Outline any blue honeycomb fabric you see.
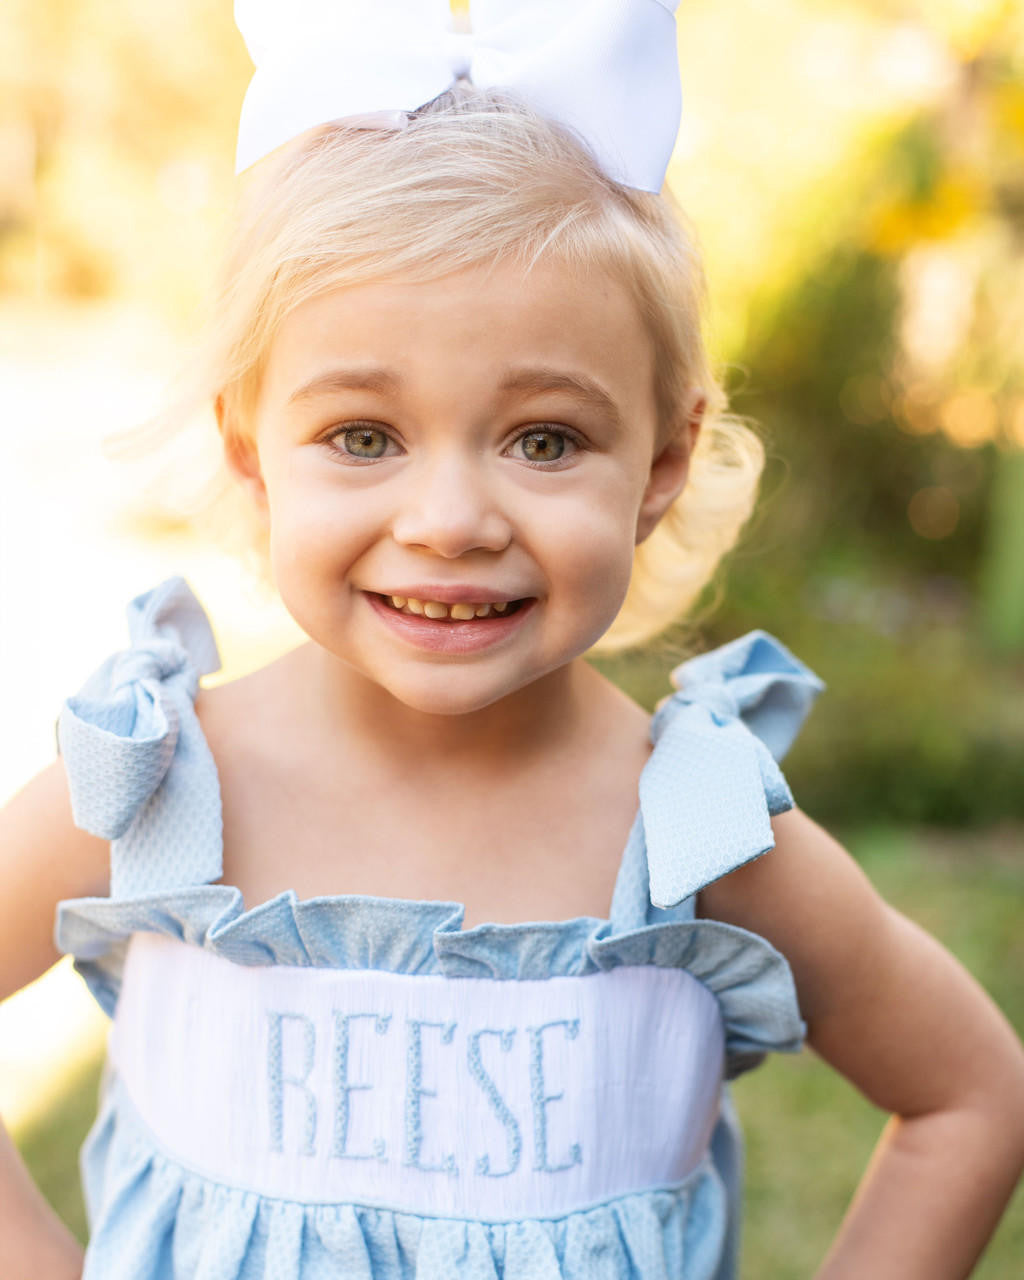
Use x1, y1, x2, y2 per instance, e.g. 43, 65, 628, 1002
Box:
56, 578, 823, 1280
58, 578, 223, 896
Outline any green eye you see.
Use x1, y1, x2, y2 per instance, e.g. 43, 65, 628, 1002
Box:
518, 430, 566, 462
342, 426, 389, 458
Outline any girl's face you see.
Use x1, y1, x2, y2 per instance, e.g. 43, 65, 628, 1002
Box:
229, 260, 694, 715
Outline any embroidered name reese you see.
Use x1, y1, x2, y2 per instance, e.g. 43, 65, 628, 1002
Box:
266, 1007, 582, 1176
112, 934, 726, 1218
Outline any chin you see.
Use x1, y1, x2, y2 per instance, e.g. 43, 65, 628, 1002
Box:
382, 680, 520, 718
373, 657, 555, 716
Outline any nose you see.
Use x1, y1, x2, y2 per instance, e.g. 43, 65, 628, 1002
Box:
390, 449, 513, 558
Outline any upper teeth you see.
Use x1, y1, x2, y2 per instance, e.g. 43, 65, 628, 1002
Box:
387, 596, 511, 619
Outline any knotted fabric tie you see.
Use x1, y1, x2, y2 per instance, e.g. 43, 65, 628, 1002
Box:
235, 0, 682, 192
58, 578, 223, 898
640, 631, 824, 909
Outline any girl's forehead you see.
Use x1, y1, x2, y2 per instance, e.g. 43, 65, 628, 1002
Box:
278, 260, 639, 336
261, 261, 656, 410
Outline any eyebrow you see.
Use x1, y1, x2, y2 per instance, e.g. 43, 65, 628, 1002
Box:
285, 363, 624, 431
499, 368, 623, 432
286, 366, 400, 406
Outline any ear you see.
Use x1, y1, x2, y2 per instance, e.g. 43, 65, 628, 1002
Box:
216, 394, 268, 517
636, 391, 705, 544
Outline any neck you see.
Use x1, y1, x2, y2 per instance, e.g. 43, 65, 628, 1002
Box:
298, 646, 605, 776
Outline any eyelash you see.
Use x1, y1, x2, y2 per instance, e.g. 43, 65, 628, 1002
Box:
322, 422, 586, 467
509, 426, 584, 466
323, 423, 400, 464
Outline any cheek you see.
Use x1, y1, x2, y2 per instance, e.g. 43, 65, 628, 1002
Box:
262, 469, 360, 591
265, 487, 319, 577
544, 489, 639, 618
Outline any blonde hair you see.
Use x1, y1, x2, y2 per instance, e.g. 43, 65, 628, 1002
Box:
178, 89, 763, 651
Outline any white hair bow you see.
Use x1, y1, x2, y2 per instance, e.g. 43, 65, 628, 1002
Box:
235, 0, 682, 192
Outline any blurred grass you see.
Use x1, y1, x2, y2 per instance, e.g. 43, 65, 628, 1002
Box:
16, 1051, 103, 1245
15, 825, 1023, 1272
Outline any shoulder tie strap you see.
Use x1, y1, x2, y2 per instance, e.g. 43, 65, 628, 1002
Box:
639, 631, 823, 909
58, 578, 224, 897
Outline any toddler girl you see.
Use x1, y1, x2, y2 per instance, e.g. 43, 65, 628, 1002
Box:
2, 2, 1023, 1278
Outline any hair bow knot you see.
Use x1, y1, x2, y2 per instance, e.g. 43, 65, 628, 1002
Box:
58, 579, 224, 896
641, 632, 824, 909
235, 0, 683, 192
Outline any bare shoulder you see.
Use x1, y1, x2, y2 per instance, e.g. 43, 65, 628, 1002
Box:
193, 652, 297, 821
194, 646, 316, 898
194, 645, 307, 767
699, 808, 1024, 1114
0, 649, 309, 1003
0, 756, 111, 999
697, 807, 889, 1024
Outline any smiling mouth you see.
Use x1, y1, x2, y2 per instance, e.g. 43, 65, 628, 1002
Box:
374, 593, 530, 621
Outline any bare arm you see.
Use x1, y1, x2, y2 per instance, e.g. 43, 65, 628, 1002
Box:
700, 807, 1024, 1279
0, 759, 111, 1278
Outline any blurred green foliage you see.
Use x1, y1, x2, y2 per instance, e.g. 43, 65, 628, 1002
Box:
597, 614, 1024, 828
600, 1, 1024, 827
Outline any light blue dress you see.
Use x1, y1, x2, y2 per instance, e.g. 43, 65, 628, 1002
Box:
56, 578, 823, 1280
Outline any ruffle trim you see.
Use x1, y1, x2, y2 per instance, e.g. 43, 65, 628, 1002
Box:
82, 1074, 730, 1280
58, 887, 803, 1077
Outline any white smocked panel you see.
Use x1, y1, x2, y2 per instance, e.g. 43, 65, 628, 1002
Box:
111, 934, 724, 1220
